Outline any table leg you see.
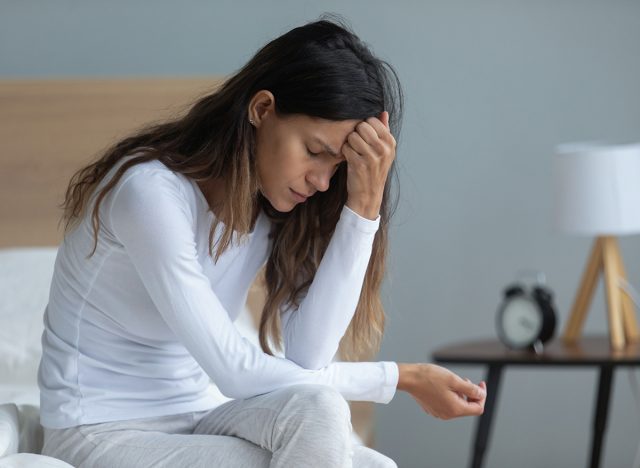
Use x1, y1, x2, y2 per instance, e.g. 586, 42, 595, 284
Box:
589, 365, 614, 468
470, 364, 503, 468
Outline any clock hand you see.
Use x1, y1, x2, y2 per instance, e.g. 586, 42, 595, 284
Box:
518, 317, 536, 330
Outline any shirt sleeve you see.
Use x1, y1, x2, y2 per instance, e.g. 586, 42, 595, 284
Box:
280, 205, 380, 370
106, 169, 399, 404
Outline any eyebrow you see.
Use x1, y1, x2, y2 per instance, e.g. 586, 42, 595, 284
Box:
312, 137, 343, 160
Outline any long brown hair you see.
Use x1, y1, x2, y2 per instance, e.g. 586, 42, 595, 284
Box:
60, 15, 403, 361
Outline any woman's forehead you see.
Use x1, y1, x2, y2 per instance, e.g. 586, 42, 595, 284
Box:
296, 115, 359, 148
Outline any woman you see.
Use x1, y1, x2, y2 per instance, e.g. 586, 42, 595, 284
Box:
38, 17, 486, 468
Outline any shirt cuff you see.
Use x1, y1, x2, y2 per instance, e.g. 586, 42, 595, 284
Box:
378, 361, 400, 404
341, 204, 381, 234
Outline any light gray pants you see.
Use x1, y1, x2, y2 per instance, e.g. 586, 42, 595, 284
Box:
41, 384, 397, 468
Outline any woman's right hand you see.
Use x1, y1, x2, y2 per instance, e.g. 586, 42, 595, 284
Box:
397, 363, 486, 420
341, 111, 396, 221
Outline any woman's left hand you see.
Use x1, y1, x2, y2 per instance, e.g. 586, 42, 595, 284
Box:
341, 111, 396, 220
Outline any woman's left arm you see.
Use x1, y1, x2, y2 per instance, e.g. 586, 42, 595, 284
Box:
281, 205, 380, 369
282, 112, 395, 370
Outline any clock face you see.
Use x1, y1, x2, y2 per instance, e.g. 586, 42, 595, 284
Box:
498, 297, 543, 348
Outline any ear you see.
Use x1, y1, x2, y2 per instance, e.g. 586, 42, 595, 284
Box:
248, 90, 276, 127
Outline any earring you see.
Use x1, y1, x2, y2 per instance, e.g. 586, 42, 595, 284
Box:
249, 118, 256, 126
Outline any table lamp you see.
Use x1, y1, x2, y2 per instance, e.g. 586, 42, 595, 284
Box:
554, 142, 640, 350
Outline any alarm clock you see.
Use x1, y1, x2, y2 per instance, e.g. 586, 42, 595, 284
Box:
496, 275, 557, 352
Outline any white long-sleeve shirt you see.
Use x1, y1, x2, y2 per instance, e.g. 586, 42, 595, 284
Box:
38, 156, 399, 429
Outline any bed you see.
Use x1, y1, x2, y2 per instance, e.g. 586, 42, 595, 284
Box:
0, 78, 375, 466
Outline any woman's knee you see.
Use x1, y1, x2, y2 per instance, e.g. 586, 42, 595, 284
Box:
282, 384, 351, 423
353, 445, 398, 468
272, 385, 352, 466
274, 384, 352, 442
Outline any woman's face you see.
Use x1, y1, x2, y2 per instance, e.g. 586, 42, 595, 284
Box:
251, 91, 359, 212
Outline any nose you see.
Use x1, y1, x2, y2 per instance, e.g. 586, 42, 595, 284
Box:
306, 165, 334, 193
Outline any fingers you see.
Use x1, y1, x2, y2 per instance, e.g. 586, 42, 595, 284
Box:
463, 399, 485, 417
416, 367, 487, 421
346, 129, 384, 159
365, 116, 394, 144
464, 380, 486, 415
379, 110, 389, 129
451, 378, 486, 417
341, 141, 362, 164
416, 384, 486, 420
455, 377, 486, 400
448, 392, 485, 419
344, 116, 395, 160
428, 398, 484, 420
357, 112, 394, 142
355, 121, 383, 149
428, 387, 486, 420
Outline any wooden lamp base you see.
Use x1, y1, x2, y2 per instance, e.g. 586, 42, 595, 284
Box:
563, 236, 639, 350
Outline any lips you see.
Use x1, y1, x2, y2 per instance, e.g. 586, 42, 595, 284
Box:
290, 188, 310, 201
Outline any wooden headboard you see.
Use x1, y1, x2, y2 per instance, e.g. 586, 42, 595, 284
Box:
0, 78, 222, 247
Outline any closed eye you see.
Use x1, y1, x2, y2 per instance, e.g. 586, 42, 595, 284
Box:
307, 148, 321, 157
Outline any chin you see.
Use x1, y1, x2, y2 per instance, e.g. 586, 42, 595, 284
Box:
263, 192, 296, 213
273, 201, 296, 213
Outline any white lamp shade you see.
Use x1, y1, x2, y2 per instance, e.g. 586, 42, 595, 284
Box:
554, 142, 640, 236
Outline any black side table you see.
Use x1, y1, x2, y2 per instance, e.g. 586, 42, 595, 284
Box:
432, 335, 640, 468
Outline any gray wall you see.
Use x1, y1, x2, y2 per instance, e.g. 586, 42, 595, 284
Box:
3, 1, 640, 466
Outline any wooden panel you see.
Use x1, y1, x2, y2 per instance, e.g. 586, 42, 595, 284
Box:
0, 78, 222, 247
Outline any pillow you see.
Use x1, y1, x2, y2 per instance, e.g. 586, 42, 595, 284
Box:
0, 404, 19, 458
0, 453, 74, 467
0, 248, 58, 386
0, 404, 43, 458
